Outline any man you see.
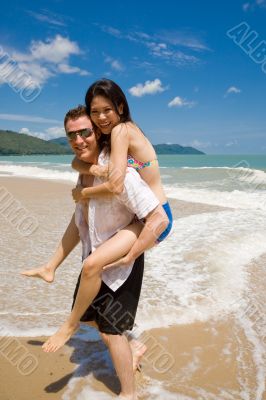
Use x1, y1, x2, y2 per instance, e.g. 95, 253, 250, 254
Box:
22, 106, 168, 400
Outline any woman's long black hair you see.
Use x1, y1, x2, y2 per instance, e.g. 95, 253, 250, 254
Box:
85, 79, 133, 151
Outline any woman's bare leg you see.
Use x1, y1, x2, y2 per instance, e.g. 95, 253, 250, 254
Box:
43, 222, 143, 353
21, 264, 55, 283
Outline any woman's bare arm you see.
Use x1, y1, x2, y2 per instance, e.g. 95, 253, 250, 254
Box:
72, 124, 129, 201
108, 124, 129, 194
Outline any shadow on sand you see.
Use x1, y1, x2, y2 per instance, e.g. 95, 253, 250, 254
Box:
27, 326, 120, 397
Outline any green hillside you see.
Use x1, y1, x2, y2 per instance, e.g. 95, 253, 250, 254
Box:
0, 130, 72, 155
0, 130, 205, 155
49, 136, 71, 149
153, 143, 204, 155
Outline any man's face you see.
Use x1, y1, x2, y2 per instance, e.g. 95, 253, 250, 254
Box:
65, 115, 99, 163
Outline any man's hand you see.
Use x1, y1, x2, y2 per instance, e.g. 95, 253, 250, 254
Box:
90, 164, 109, 178
103, 255, 133, 271
72, 185, 84, 202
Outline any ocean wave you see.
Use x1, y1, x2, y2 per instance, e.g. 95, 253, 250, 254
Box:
181, 166, 266, 185
138, 210, 266, 330
0, 163, 77, 183
165, 186, 266, 211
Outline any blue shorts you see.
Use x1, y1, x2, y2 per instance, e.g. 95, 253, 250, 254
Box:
157, 202, 173, 243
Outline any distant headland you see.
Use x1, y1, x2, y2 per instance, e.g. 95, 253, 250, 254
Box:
0, 130, 205, 155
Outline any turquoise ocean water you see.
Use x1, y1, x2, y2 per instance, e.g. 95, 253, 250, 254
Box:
0, 153, 266, 169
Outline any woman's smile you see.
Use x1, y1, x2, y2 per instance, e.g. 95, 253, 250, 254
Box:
90, 95, 122, 134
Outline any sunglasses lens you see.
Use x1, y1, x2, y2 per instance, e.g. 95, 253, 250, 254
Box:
67, 128, 93, 140
80, 128, 93, 138
67, 132, 76, 140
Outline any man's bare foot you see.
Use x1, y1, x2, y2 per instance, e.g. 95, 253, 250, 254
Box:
42, 321, 79, 353
21, 265, 55, 283
130, 340, 147, 373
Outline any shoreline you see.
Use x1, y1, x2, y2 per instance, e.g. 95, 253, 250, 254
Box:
0, 174, 231, 217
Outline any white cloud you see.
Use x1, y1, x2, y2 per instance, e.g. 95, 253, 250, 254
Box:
27, 10, 67, 27
135, 31, 152, 40
12, 35, 81, 64
129, 79, 167, 97
168, 96, 196, 108
99, 26, 206, 67
0, 53, 47, 91
145, 41, 199, 66
45, 126, 65, 137
20, 127, 30, 134
225, 86, 242, 97
20, 125, 65, 140
57, 63, 89, 75
147, 42, 168, 55
226, 139, 238, 147
242, 0, 266, 10
189, 139, 211, 149
156, 30, 210, 52
243, 2, 250, 10
104, 55, 124, 71
0, 35, 89, 90
0, 113, 61, 124
99, 25, 122, 38
17, 62, 54, 86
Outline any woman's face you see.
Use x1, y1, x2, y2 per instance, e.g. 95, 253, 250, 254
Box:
90, 95, 123, 134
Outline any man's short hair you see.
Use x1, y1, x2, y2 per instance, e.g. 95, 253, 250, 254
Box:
64, 105, 88, 129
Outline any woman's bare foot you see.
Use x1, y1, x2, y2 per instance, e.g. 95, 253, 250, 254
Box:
129, 339, 147, 373
21, 265, 55, 283
42, 321, 79, 353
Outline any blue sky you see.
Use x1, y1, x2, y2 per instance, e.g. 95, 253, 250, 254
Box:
0, 0, 266, 154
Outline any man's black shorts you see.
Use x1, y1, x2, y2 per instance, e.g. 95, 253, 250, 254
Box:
72, 254, 144, 335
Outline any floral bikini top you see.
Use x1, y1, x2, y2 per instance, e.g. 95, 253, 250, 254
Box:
127, 154, 158, 171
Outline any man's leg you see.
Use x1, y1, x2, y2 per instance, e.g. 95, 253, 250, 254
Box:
128, 338, 147, 372
73, 255, 144, 398
100, 332, 136, 400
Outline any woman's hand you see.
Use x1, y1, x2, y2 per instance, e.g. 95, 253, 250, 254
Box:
103, 255, 133, 271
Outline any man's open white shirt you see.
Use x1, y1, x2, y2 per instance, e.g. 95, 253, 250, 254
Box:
75, 150, 159, 291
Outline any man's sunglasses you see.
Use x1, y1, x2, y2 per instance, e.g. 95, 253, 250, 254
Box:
66, 128, 94, 141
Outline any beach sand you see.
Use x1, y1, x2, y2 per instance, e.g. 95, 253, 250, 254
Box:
0, 177, 265, 399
